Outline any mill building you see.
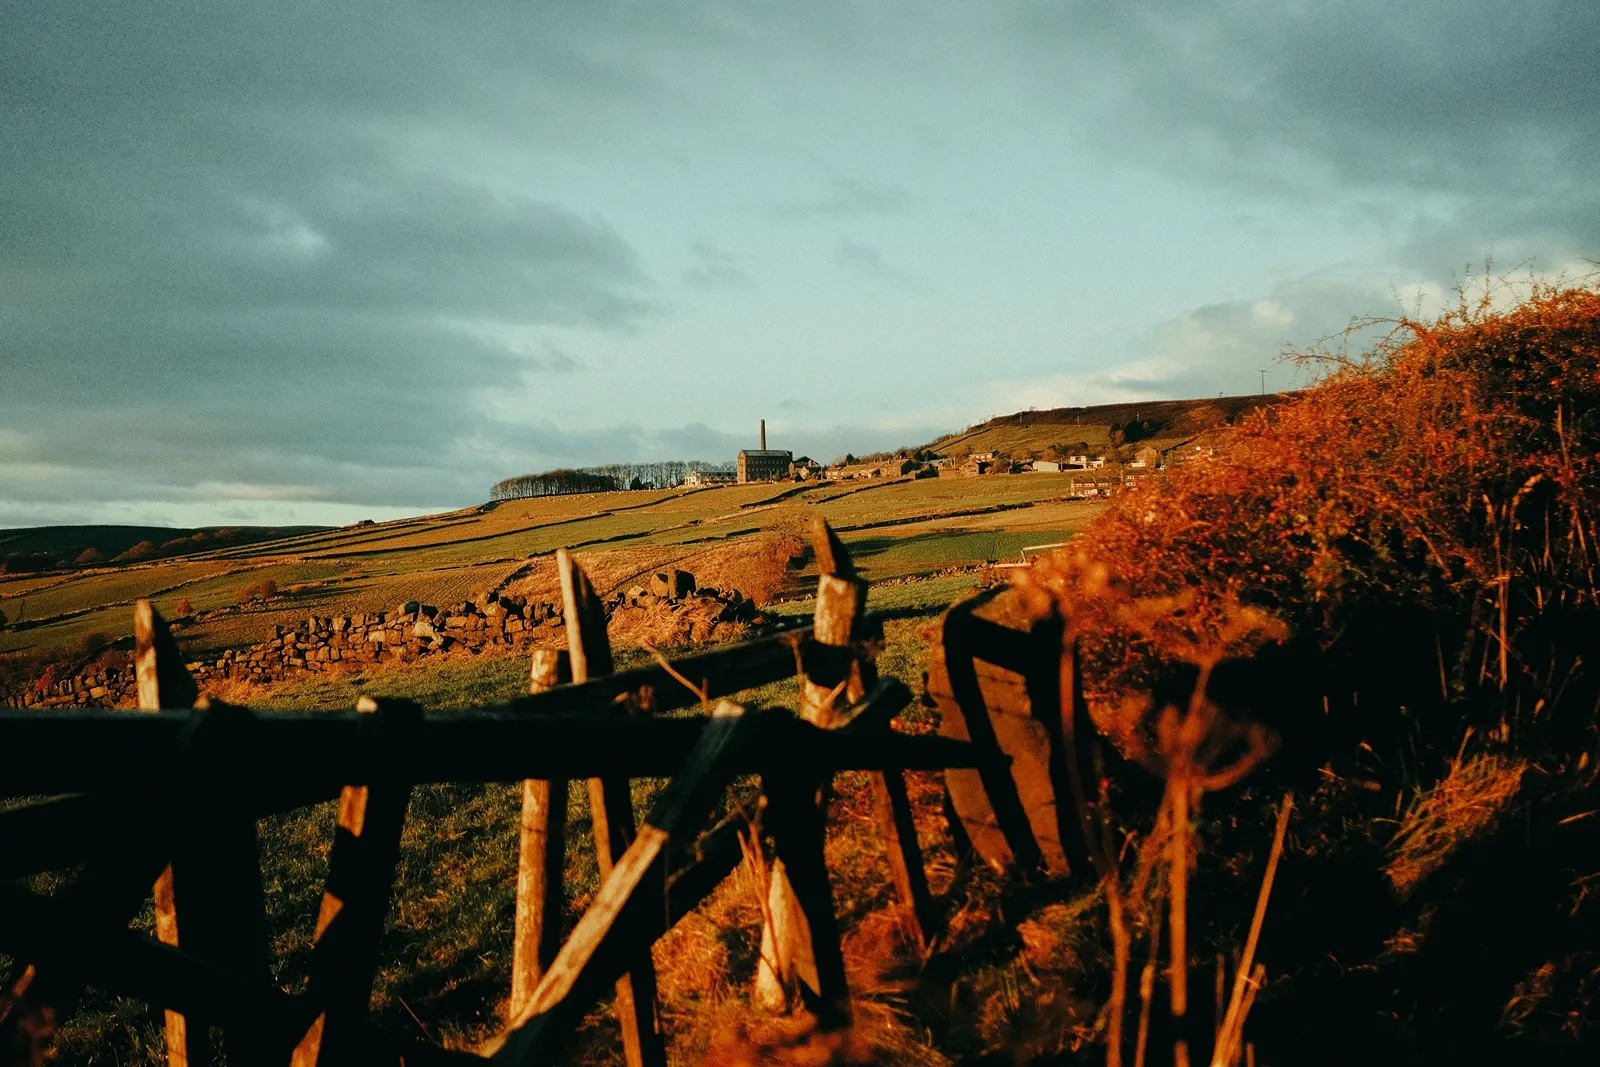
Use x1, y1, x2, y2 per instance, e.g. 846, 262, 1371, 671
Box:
736, 420, 793, 483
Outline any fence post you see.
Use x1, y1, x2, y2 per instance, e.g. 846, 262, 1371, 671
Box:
135, 599, 207, 1067
291, 695, 418, 1066
494, 703, 754, 1067
757, 518, 935, 1013
511, 649, 572, 1019
557, 549, 666, 1067
761, 766, 851, 1029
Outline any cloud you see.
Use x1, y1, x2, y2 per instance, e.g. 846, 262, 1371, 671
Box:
772, 178, 913, 219
1002, 1, 1600, 264
682, 242, 756, 290
833, 238, 910, 281
0, 3, 667, 526
0, 1, 1594, 526
980, 274, 1419, 412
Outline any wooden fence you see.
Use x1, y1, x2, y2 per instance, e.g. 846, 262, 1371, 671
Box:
0, 521, 996, 1066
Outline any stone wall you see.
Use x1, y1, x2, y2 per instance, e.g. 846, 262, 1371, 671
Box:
15, 575, 760, 709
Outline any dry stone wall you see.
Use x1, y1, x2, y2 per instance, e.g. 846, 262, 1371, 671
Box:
17, 575, 761, 709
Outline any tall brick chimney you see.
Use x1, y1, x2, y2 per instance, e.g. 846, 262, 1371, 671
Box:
760, 419, 766, 450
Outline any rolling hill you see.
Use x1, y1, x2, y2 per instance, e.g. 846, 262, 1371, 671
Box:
922, 393, 1284, 459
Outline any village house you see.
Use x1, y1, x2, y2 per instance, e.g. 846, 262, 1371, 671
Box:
789, 456, 824, 479
736, 419, 793, 483
941, 457, 993, 477
683, 469, 736, 487
1128, 445, 1162, 470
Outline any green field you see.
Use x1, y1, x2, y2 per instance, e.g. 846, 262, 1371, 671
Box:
30, 603, 947, 1065
0, 473, 1106, 661
0, 393, 1282, 662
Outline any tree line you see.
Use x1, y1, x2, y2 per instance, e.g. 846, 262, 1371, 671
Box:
490, 460, 733, 500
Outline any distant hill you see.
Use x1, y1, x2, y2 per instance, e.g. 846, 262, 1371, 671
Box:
923, 393, 1286, 459
0, 524, 328, 573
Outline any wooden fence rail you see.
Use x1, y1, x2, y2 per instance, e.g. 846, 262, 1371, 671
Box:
0, 520, 999, 1067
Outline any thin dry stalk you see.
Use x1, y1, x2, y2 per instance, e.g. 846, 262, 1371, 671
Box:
1063, 638, 1132, 1067
732, 799, 789, 1007
1134, 900, 1164, 1067
1213, 954, 1225, 1044
1167, 780, 1191, 1067
642, 641, 710, 707
1099, 769, 1130, 1067
1211, 794, 1294, 1067
1229, 966, 1266, 1067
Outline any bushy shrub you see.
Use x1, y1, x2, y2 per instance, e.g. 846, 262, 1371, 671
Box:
1029, 281, 1600, 715
1010, 279, 1600, 1058
234, 578, 280, 605
113, 540, 156, 562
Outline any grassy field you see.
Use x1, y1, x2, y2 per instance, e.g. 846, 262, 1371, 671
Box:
0, 475, 1104, 662
22, 599, 955, 1065
12, 299, 1599, 1066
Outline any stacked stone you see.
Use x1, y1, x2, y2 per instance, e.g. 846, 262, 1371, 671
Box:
14, 577, 775, 710
20, 665, 139, 709
605, 569, 764, 645
198, 595, 564, 684
17, 593, 567, 709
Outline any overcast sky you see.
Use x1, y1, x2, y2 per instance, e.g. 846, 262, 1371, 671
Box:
4, 2, 1597, 527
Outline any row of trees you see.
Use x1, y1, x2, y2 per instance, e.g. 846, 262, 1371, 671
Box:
490, 460, 733, 500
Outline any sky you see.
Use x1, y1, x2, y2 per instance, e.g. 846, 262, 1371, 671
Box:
3, 1, 1597, 528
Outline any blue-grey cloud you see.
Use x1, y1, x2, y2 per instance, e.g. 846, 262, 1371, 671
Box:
1, 0, 1595, 526
833, 239, 910, 281
772, 178, 913, 219
1002, 0, 1600, 264
682, 242, 756, 291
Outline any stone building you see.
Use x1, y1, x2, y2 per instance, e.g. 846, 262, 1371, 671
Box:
1130, 445, 1162, 470
790, 455, 824, 479
684, 469, 736, 487
737, 419, 793, 483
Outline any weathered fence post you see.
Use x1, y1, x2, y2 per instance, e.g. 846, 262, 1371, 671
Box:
557, 549, 666, 1067
761, 765, 852, 1028
757, 519, 935, 1014
291, 695, 418, 1066
511, 649, 572, 1019
135, 599, 207, 1067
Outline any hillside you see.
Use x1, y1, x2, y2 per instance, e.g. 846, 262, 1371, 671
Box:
0, 392, 1283, 666
925, 392, 1284, 459
10, 280, 1600, 1066
0, 523, 327, 571
0, 476, 1103, 665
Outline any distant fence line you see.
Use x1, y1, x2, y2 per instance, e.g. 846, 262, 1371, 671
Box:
491, 461, 734, 501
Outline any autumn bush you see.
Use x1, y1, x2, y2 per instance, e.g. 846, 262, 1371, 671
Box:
1007, 279, 1600, 1061
112, 539, 157, 562
0, 633, 128, 706
234, 578, 280, 605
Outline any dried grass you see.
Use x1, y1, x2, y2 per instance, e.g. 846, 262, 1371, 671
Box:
199, 672, 281, 706
1385, 750, 1526, 896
